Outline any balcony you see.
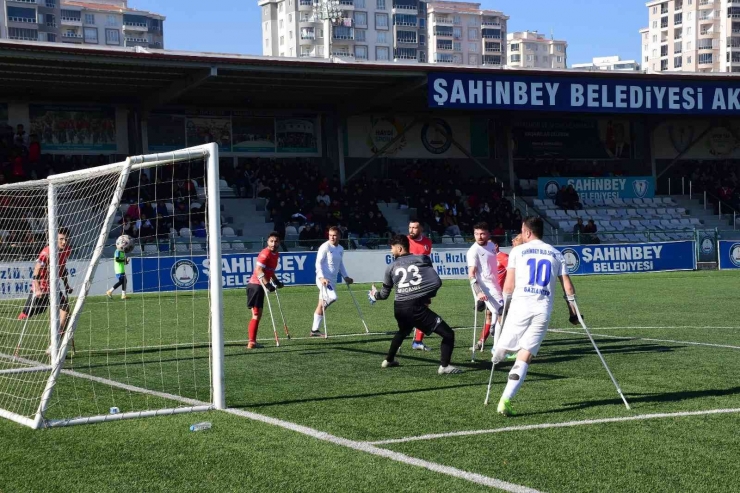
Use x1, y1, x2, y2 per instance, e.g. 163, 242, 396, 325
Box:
433, 27, 453, 37
392, 2, 417, 14
298, 0, 313, 9
332, 27, 354, 41
396, 34, 417, 45
61, 16, 82, 25
8, 16, 37, 24
61, 32, 82, 43
44, 0, 55, 7
45, 21, 56, 27
8, 0, 38, 4
484, 42, 501, 53
436, 41, 453, 51
123, 22, 148, 32
433, 15, 453, 25
482, 55, 502, 66
481, 18, 500, 26
338, 0, 354, 8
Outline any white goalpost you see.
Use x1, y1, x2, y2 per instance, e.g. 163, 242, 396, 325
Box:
0, 143, 224, 429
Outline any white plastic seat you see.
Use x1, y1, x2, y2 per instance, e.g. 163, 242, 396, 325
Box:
622, 198, 634, 205
690, 218, 701, 225
179, 228, 192, 239
191, 243, 205, 253
533, 199, 545, 207
221, 242, 233, 251
633, 198, 644, 205
222, 226, 236, 238
627, 209, 638, 216
231, 242, 245, 251
453, 235, 466, 244
442, 235, 454, 244
175, 243, 189, 253
144, 244, 158, 254
131, 245, 143, 255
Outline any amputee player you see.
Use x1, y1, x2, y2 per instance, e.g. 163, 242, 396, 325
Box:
407, 219, 433, 351
493, 217, 577, 417
467, 222, 504, 351
474, 234, 522, 350
312, 226, 354, 336
18, 228, 74, 350
369, 235, 462, 375
245, 231, 284, 349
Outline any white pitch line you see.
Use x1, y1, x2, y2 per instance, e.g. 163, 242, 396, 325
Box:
223, 407, 541, 493
19, 351, 540, 492
555, 326, 740, 331
369, 408, 740, 446
550, 329, 740, 350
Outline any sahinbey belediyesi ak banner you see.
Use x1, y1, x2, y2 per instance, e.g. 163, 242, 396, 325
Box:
132, 252, 318, 293
539, 176, 655, 201
556, 241, 696, 275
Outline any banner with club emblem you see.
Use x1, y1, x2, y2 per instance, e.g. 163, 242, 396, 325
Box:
718, 241, 740, 270
556, 240, 696, 276
538, 176, 655, 201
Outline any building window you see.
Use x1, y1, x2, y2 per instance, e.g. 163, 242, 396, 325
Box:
280, 19, 284, 28
653, 49, 657, 57
355, 0, 365, 7
105, 28, 120, 45
279, 3, 283, 12
526, 54, 534, 61
289, 30, 293, 39
687, 41, 692, 50
653, 20, 658, 28
377, 31, 387, 43
661, 45, 668, 56
687, 55, 692, 64
468, 28, 477, 40
653, 34, 657, 42
469, 54, 478, 65
376, 0, 385, 9
652, 6, 657, 13
84, 27, 98, 43
355, 28, 366, 41
453, 15, 461, 25
453, 27, 461, 39
106, 14, 116, 26
510, 54, 521, 63
355, 11, 367, 26
698, 53, 713, 64
674, 13, 682, 25
355, 45, 368, 59
263, 6, 269, 16
375, 13, 388, 29
453, 41, 461, 51
280, 35, 284, 45
468, 42, 477, 53
376, 46, 390, 60
674, 56, 683, 68
84, 13, 95, 25
288, 13, 292, 22
556, 44, 564, 52
661, 59, 668, 70
557, 56, 563, 63
265, 38, 269, 47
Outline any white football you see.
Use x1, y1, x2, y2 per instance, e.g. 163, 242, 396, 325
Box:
116, 235, 134, 253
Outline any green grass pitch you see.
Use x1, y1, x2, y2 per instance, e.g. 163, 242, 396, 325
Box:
2, 271, 740, 492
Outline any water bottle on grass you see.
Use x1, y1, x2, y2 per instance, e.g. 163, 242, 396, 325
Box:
190, 422, 212, 432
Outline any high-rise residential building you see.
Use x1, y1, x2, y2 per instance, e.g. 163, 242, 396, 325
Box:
572, 56, 640, 71
0, 0, 164, 48
425, 2, 507, 66
506, 31, 567, 69
641, 0, 740, 73
259, 0, 508, 65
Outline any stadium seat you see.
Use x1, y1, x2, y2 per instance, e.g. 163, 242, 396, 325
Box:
191, 243, 205, 253
633, 198, 644, 205
533, 199, 545, 207
190, 202, 202, 210
453, 235, 465, 244
222, 227, 236, 238
604, 198, 616, 206
221, 242, 233, 251
544, 199, 555, 208
690, 218, 702, 226
131, 245, 142, 255
662, 197, 674, 204
442, 235, 454, 244
285, 226, 298, 236
144, 244, 158, 255
231, 242, 246, 251
175, 244, 189, 253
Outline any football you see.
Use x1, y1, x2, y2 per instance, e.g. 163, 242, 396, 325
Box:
115, 234, 134, 253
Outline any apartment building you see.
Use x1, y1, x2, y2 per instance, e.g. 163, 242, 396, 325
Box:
259, 0, 508, 66
572, 55, 640, 71
0, 0, 164, 48
506, 30, 567, 69
641, 0, 740, 73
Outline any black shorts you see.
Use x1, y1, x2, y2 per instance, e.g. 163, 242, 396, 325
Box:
246, 283, 265, 309
393, 300, 443, 337
23, 292, 70, 318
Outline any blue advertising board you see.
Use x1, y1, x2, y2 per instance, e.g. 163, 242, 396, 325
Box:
718, 240, 740, 270
556, 241, 695, 276
132, 252, 318, 293
538, 176, 655, 201
428, 73, 740, 115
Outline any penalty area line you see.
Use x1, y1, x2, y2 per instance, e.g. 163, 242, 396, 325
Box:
549, 329, 740, 350
369, 408, 740, 446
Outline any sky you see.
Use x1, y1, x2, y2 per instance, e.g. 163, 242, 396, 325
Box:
129, 0, 646, 65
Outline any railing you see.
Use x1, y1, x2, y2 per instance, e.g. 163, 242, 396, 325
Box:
46, 22, 57, 27
62, 32, 82, 38
126, 37, 148, 43
392, 3, 417, 9
481, 20, 500, 26
299, 0, 313, 5
8, 17, 37, 23
9, 0, 37, 3
434, 17, 453, 24
45, 0, 56, 6
123, 22, 148, 28
61, 16, 81, 22
9, 34, 39, 40
300, 34, 316, 40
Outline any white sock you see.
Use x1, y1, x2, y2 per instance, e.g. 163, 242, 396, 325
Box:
502, 361, 529, 400
312, 313, 323, 331
121, 291, 126, 295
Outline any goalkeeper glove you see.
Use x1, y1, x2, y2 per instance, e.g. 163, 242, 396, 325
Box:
368, 284, 378, 305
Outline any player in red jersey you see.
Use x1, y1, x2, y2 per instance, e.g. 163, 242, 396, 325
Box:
474, 234, 521, 349
245, 231, 284, 349
407, 219, 433, 351
18, 228, 75, 349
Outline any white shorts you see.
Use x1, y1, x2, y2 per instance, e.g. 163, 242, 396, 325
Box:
497, 306, 550, 356
478, 281, 503, 313
316, 279, 338, 306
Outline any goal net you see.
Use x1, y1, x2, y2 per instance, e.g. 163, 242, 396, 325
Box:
0, 144, 224, 429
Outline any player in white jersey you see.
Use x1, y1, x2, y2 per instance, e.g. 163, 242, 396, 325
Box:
312, 226, 354, 336
467, 222, 504, 349
493, 216, 577, 417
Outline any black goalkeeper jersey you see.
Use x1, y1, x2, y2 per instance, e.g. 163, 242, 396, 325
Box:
377, 254, 442, 303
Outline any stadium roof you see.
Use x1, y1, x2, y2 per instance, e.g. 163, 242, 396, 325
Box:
0, 40, 737, 116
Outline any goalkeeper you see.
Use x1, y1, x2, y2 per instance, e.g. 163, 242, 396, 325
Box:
369, 235, 462, 375
106, 245, 129, 300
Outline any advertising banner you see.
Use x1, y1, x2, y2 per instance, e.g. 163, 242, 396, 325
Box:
29, 105, 117, 151
232, 116, 276, 153
512, 118, 632, 159
556, 241, 696, 276
0, 259, 117, 299
718, 240, 740, 270
345, 115, 476, 159
275, 118, 318, 153
132, 252, 317, 293
186, 115, 232, 153
538, 176, 655, 201
429, 73, 740, 115
653, 120, 740, 160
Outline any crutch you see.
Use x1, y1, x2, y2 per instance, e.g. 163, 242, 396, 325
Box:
571, 298, 631, 410
346, 283, 370, 334
471, 284, 478, 362
271, 281, 291, 340
260, 283, 280, 347
13, 295, 35, 359
320, 285, 329, 339
484, 296, 511, 406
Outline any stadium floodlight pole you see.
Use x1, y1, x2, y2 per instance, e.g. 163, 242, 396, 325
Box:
571, 300, 631, 410
271, 281, 291, 340
313, 0, 342, 60
346, 283, 370, 334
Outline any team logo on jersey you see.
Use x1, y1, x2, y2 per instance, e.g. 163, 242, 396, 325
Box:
544, 181, 560, 199
560, 248, 580, 274
729, 243, 740, 268
420, 119, 453, 155
632, 180, 649, 198
700, 237, 714, 255
171, 259, 199, 289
